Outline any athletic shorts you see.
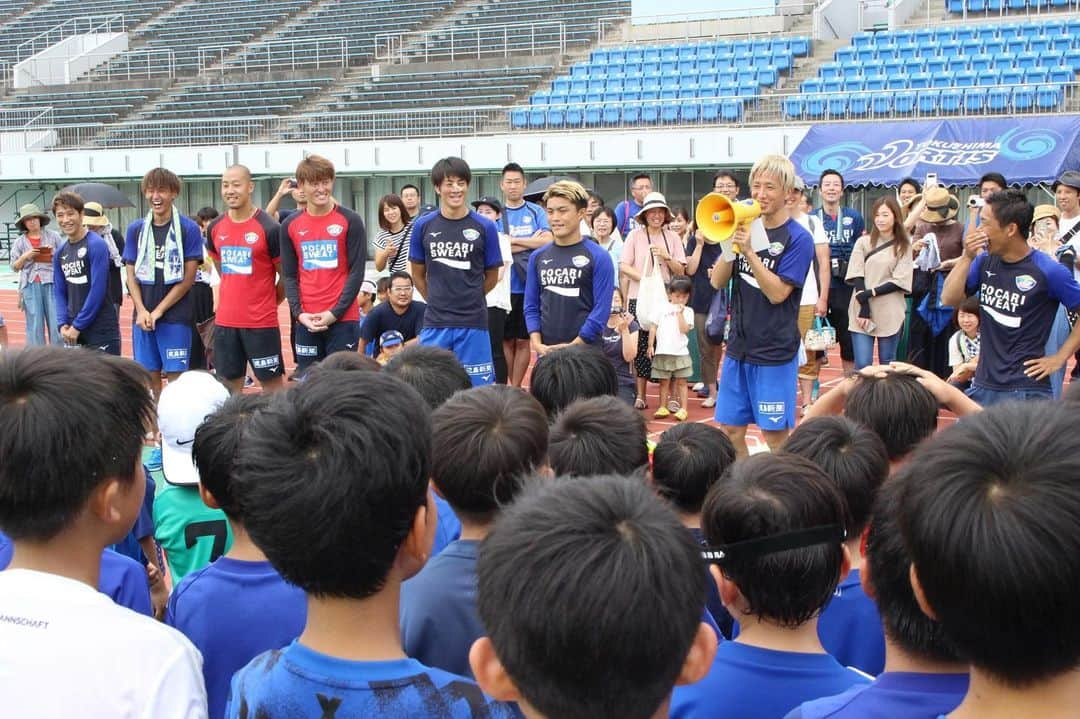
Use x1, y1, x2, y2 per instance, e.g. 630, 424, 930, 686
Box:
714, 354, 799, 431
294, 320, 361, 373
133, 322, 191, 373
419, 326, 495, 386
214, 326, 284, 381
504, 293, 530, 341
76, 332, 121, 356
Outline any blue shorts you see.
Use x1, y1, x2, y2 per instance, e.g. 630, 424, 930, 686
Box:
715, 354, 798, 431
133, 322, 191, 373
419, 327, 495, 386
294, 321, 361, 372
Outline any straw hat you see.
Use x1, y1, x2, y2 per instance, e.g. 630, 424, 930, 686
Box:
634, 192, 672, 224
82, 201, 111, 227
1032, 204, 1061, 225
14, 203, 50, 232
920, 186, 959, 223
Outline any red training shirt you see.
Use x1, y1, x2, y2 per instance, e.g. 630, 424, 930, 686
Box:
206, 209, 282, 329
280, 205, 367, 323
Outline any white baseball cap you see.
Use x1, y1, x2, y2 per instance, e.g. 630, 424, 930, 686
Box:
158, 371, 229, 486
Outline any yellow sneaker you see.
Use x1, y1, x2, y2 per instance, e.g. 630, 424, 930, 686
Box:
674, 408, 688, 421
654, 407, 671, 419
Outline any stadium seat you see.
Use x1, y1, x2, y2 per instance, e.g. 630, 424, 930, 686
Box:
856, 47, 877, 64
571, 65, 589, 79
991, 56, 1015, 72
909, 72, 932, 89
644, 47, 661, 64
782, 95, 804, 119
976, 70, 1001, 87
622, 105, 641, 123
886, 76, 908, 90
844, 78, 866, 92
837, 47, 857, 63
1048, 66, 1074, 84
660, 88, 677, 101
511, 108, 528, 129
658, 102, 678, 123
587, 80, 605, 94
1005, 39, 1027, 55
805, 94, 826, 118
529, 108, 546, 128
584, 105, 602, 126
894, 91, 917, 114
758, 67, 778, 86
883, 58, 905, 76
1050, 36, 1073, 54
918, 89, 940, 114
964, 87, 987, 112
693, 59, 714, 74
983, 39, 1005, 56
849, 93, 871, 117
624, 78, 643, 92
955, 70, 978, 87
939, 40, 962, 59
870, 92, 892, 115
1037, 84, 1063, 109
681, 103, 701, 122
790, 37, 810, 56
864, 74, 887, 92
851, 31, 875, 48
602, 105, 621, 125
1029, 37, 1051, 55
823, 78, 844, 94
896, 42, 918, 60
820, 63, 843, 81
802, 78, 824, 93
609, 49, 626, 65
1016, 51, 1040, 70
721, 99, 743, 122
625, 49, 644, 64
1024, 67, 1050, 84
827, 93, 848, 116
641, 103, 660, 124
677, 88, 698, 101
969, 54, 993, 73
641, 90, 659, 102
931, 73, 953, 89
987, 86, 1011, 111
940, 89, 963, 113
1000, 68, 1024, 85
946, 57, 970, 75
737, 80, 759, 97
701, 100, 721, 122
955, 26, 976, 43
547, 108, 565, 128
771, 50, 792, 70
564, 105, 583, 127
1064, 50, 1080, 73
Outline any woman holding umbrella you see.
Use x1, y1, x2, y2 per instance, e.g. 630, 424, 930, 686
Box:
10, 203, 62, 345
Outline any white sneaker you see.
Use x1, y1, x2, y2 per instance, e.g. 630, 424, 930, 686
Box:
702, 396, 716, 408
691, 382, 705, 392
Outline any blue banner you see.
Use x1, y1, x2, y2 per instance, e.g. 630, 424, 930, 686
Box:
789, 116, 1080, 187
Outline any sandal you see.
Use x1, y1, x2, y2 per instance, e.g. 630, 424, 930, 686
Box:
634, 396, 647, 410
667, 399, 681, 413
674, 409, 688, 421
654, 407, 671, 419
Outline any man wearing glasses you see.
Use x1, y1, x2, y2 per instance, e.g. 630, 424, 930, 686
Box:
713, 171, 741, 199
358, 270, 427, 356
615, 173, 653, 236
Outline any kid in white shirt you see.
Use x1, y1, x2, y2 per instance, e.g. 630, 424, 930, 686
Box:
649, 276, 695, 422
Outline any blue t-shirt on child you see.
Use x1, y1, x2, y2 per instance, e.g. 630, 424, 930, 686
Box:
400, 539, 482, 678
785, 671, 968, 719
166, 556, 307, 719
0, 531, 151, 616
818, 569, 886, 676
409, 210, 503, 330
670, 641, 871, 719
965, 250, 1080, 391
226, 641, 517, 718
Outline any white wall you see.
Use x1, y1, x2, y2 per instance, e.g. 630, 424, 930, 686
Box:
0, 126, 811, 182
14, 32, 127, 89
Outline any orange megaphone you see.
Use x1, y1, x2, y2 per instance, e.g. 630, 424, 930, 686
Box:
695, 193, 761, 244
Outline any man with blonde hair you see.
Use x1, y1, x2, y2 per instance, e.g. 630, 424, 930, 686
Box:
709, 155, 814, 455
524, 180, 615, 355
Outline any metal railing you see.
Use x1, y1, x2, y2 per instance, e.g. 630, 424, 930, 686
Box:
0, 106, 57, 152
76, 47, 176, 81
15, 14, 125, 63
949, 0, 1080, 19
199, 36, 348, 75
17, 79, 1077, 150
375, 20, 567, 63
598, 2, 813, 44
902, 3, 1080, 26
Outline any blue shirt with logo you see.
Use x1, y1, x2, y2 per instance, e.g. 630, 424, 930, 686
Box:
815, 207, 865, 268
785, 672, 968, 719
965, 250, 1080, 391
726, 220, 814, 365
615, 199, 644, 236
502, 201, 550, 294
524, 239, 615, 345
226, 642, 516, 718
686, 234, 727, 314
409, 210, 503, 330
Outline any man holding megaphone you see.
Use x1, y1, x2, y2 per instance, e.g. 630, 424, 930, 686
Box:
706, 155, 814, 456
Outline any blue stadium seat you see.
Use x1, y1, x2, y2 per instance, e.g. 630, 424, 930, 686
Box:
771, 50, 793, 70
606, 78, 624, 93
964, 87, 987, 112
609, 49, 626, 65
565, 105, 583, 127
641, 90, 659, 102
969, 54, 993, 73
939, 40, 962, 59
1029, 37, 1051, 55
511, 108, 528, 129
1037, 84, 1063, 109
1005, 39, 1027, 55
914, 28, 935, 45
883, 58, 905, 77
931, 73, 953, 89
852, 31, 875, 48
642, 102, 660, 124
584, 105, 602, 126
1011, 85, 1035, 111
886, 76, 908, 90
608, 68, 627, 80
718, 81, 739, 96
975, 26, 998, 40
1043, 19, 1066, 35
918, 90, 940, 114
856, 47, 877, 64
955, 70, 978, 87
940, 89, 963, 113
925, 57, 948, 75
753, 38, 773, 54
1063, 50, 1080, 73
944, 56, 969, 75
681, 103, 701, 122
987, 86, 1011, 111
844, 78, 866, 92
552, 78, 571, 94
701, 99, 721, 122
802, 78, 824, 93
896, 42, 918, 60
820, 63, 843, 81
660, 88, 677, 101
827, 93, 848, 116
791, 37, 810, 56
1024, 67, 1050, 84
643, 47, 661, 64
622, 105, 641, 123
782, 95, 804, 119
693, 59, 714, 74
983, 39, 1005, 56
737, 80, 759, 97
1007, 0, 1025, 8
621, 91, 641, 104
1067, 18, 1080, 36
772, 38, 791, 55
1050, 36, 1073, 54
602, 105, 621, 125
842, 63, 862, 80
1049, 66, 1075, 83
822, 78, 844, 93
836, 47, 857, 63
977, 70, 1001, 87
721, 99, 743, 122
586, 91, 603, 105
570, 79, 587, 94
625, 49, 644, 64
864, 74, 887, 91
677, 88, 698, 101
955, 25, 976, 43
871, 92, 892, 114
697, 46, 716, 61
587, 80, 605, 94
571, 65, 589, 79
642, 62, 660, 77
756, 67, 777, 86
591, 50, 610, 66
1000, 68, 1024, 85
967, 0, 986, 10
996, 23, 1022, 41
805, 94, 826, 118
736, 67, 757, 84
909, 72, 932, 89
529, 108, 546, 127
894, 91, 917, 114
1021, 24, 1043, 39
568, 91, 586, 105
660, 103, 679, 123
991, 56, 1014, 72
661, 46, 679, 63
849, 93, 871, 117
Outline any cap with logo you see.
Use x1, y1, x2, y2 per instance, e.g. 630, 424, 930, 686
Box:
471, 196, 504, 214
380, 330, 405, 348
158, 371, 230, 486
